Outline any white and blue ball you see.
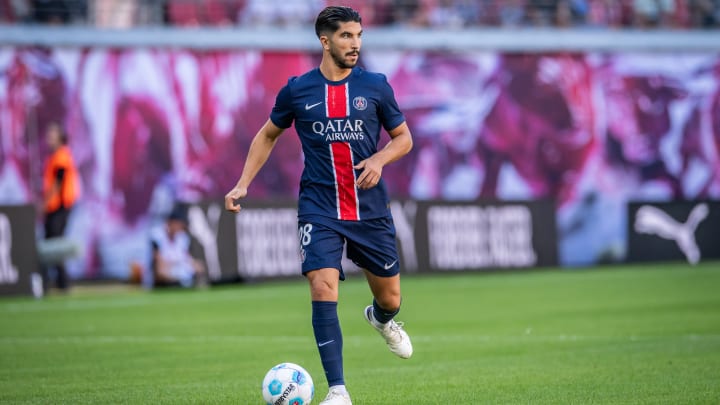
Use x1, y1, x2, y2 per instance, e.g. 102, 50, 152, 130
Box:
261, 362, 314, 405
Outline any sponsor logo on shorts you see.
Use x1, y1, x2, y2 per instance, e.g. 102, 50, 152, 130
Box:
383, 260, 397, 270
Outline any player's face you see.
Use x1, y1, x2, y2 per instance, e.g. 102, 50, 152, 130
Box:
45, 125, 62, 151
327, 22, 362, 69
167, 219, 186, 236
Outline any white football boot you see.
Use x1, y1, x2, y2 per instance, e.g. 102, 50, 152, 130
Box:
319, 386, 352, 405
364, 305, 413, 359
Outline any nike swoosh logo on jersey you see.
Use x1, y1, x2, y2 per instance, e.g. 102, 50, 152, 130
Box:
384, 260, 397, 270
305, 101, 323, 110
318, 340, 335, 347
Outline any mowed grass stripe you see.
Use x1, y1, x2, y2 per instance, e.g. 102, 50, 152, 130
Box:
0, 263, 719, 404
2, 333, 720, 345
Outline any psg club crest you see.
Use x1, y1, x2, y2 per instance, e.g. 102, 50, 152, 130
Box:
353, 96, 368, 111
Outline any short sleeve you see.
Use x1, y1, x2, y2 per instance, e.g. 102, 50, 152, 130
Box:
269, 79, 296, 129
377, 75, 406, 132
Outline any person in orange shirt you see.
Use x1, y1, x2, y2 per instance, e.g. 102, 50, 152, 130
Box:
42, 123, 80, 291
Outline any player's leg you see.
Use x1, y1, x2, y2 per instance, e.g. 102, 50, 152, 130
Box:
345, 217, 413, 359
364, 270, 401, 322
362, 270, 413, 359
307, 269, 351, 404
299, 221, 352, 404
44, 207, 70, 290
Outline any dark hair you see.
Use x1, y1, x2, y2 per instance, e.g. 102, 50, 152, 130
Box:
167, 203, 189, 224
48, 122, 68, 145
315, 6, 361, 38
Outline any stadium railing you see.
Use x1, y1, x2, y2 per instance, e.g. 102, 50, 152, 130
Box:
1, 25, 720, 51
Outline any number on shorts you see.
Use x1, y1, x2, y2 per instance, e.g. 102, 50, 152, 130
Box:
298, 223, 313, 246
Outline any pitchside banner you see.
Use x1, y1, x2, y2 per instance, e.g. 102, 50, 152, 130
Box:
628, 201, 720, 264
234, 203, 301, 280
186, 201, 242, 283
414, 201, 558, 272
194, 200, 558, 281
0, 205, 40, 296
187, 201, 302, 282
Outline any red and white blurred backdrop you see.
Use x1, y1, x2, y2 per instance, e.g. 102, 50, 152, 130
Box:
1, 44, 719, 283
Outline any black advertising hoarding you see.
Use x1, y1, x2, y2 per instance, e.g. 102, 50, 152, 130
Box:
414, 200, 558, 272
187, 200, 304, 282
233, 204, 303, 280
628, 201, 720, 264
0, 205, 40, 296
186, 201, 242, 283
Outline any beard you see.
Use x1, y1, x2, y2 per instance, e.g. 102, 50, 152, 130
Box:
330, 47, 359, 69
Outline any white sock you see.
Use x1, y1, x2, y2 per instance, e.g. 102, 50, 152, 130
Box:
329, 384, 348, 394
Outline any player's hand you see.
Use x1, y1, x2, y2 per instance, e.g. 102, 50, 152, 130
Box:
354, 157, 383, 190
224, 186, 248, 213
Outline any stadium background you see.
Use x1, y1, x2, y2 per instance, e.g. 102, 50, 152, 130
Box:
0, 0, 720, 290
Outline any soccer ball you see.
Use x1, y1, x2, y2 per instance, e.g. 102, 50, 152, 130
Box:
261, 362, 314, 405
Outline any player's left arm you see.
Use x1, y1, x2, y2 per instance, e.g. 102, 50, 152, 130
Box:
354, 121, 413, 190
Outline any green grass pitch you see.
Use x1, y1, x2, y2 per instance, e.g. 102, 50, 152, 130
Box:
1, 263, 719, 404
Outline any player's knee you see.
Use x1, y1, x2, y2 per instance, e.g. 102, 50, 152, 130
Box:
309, 278, 338, 301
375, 292, 401, 312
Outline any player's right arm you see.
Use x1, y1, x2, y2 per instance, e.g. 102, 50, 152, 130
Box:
224, 119, 285, 213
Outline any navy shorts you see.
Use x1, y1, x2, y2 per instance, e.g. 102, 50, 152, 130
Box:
298, 215, 400, 280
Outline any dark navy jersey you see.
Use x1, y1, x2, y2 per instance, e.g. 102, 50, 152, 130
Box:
270, 67, 406, 221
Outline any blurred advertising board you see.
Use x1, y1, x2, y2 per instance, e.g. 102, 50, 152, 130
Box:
412, 200, 558, 272
187, 201, 301, 282
628, 201, 720, 264
0, 205, 41, 297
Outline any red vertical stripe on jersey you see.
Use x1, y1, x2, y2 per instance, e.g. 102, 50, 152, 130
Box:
326, 83, 349, 118
330, 142, 359, 221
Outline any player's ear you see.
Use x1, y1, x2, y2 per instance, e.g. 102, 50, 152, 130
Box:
319, 35, 330, 50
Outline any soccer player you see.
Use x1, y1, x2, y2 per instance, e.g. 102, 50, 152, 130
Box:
224, 6, 413, 405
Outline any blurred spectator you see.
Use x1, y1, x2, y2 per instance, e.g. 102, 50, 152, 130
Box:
555, 0, 574, 26
561, 0, 591, 25
674, 0, 692, 26
166, 0, 242, 27
324, 0, 395, 26
689, 0, 720, 27
241, 0, 321, 27
65, 0, 85, 22
527, 0, 558, 26
569, 0, 590, 20
92, 0, 137, 27
42, 123, 80, 291
496, 0, 527, 26
0, 0, 31, 23
633, 0, 675, 27
426, 0, 481, 27
32, 0, 70, 24
147, 204, 205, 288
0, 0, 715, 28
390, 0, 427, 26
587, 0, 630, 28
